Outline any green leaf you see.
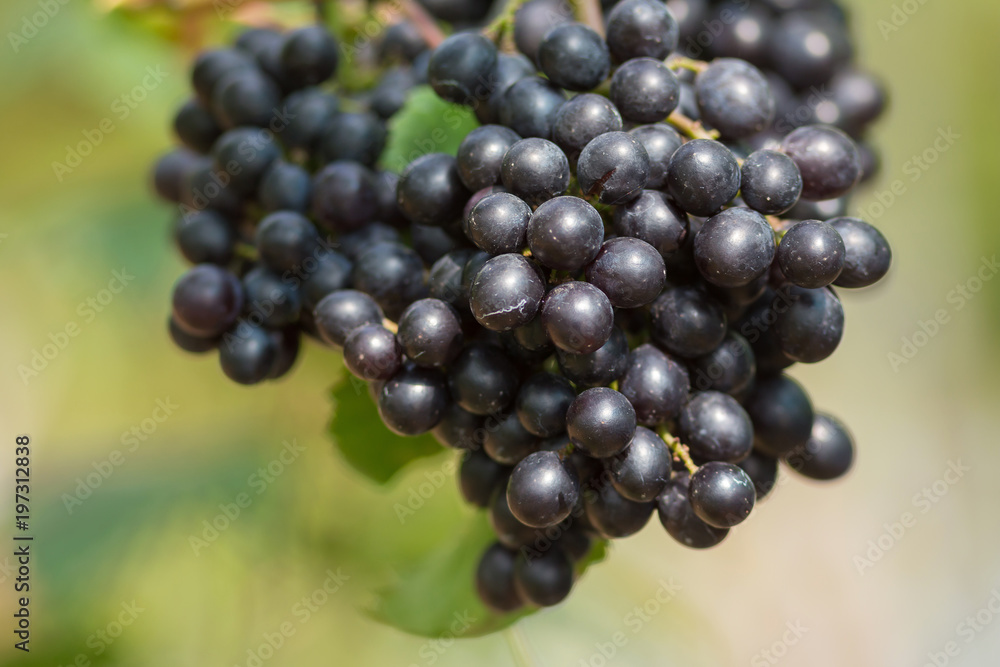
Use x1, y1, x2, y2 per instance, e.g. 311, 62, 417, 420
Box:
380, 86, 479, 173
370, 511, 610, 638
328, 376, 444, 485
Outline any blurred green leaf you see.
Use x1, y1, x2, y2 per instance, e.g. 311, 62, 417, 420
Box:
380, 86, 479, 172
328, 377, 444, 485
370, 511, 610, 638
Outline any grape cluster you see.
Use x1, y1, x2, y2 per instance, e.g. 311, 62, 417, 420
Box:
152, 0, 891, 614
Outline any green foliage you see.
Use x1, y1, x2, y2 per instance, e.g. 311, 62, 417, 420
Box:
328, 376, 444, 485
380, 86, 480, 173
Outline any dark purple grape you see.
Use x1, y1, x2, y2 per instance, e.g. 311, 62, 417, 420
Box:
566, 387, 636, 458
612, 58, 680, 124
498, 77, 567, 139
773, 285, 844, 363
501, 138, 570, 207
619, 344, 690, 426
527, 196, 604, 271
339, 223, 402, 262
628, 124, 683, 190
276, 87, 339, 151
688, 461, 755, 528
585, 237, 666, 309
785, 413, 854, 481
173, 99, 221, 154
828, 217, 892, 288
242, 266, 302, 328
666, 139, 740, 216
781, 125, 861, 201
428, 32, 498, 105
609, 427, 672, 502
484, 413, 540, 465
435, 404, 486, 450
211, 68, 282, 130
301, 251, 353, 311
370, 66, 417, 119
514, 0, 573, 63
153, 149, 202, 203
656, 474, 729, 548
476, 543, 525, 613
541, 282, 615, 355
317, 112, 387, 167
688, 331, 756, 396
695, 58, 774, 139
219, 324, 277, 385
313, 289, 384, 347
460, 450, 509, 507
513, 546, 573, 607
377, 363, 449, 436
466, 192, 532, 255
168, 317, 218, 354
743, 373, 813, 458
516, 373, 576, 438
352, 242, 428, 321
606, 0, 680, 63
396, 298, 464, 367
258, 160, 312, 213
174, 210, 235, 266
777, 220, 846, 288
211, 127, 280, 196
171, 264, 243, 338
280, 25, 339, 89
397, 153, 469, 227
769, 11, 851, 89
583, 479, 655, 538
377, 21, 429, 64
740, 149, 803, 216
551, 94, 624, 157
538, 23, 610, 92
266, 326, 301, 380
694, 207, 775, 287
679, 391, 754, 463
490, 483, 541, 548
428, 249, 476, 308
469, 254, 545, 331
650, 285, 727, 357
448, 343, 520, 416
343, 324, 403, 381
737, 450, 778, 500
457, 125, 522, 192
507, 450, 580, 527
612, 189, 689, 257
577, 131, 650, 205
191, 48, 256, 105
311, 161, 380, 232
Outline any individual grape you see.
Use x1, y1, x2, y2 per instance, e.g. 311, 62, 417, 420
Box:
618, 344, 690, 426
781, 125, 861, 201
688, 331, 756, 396
313, 290, 384, 347
736, 291, 796, 376
551, 94, 623, 158
514, 0, 573, 63
168, 317, 218, 354
242, 266, 302, 328
476, 543, 524, 613
257, 160, 312, 213
370, 66, 418, 119
695, 58, 775, 139
173, 99, 221, 154
557, 325, 629, 387
501, 138, 570, 207
311, 161, 380, 232
785, 413, 854, 481
280, 25, 339, 89
469, 253, 545, 331
343, 324, 403, 381
180, 157, 244, 217
605, 0, 680, 63
174, 210, 235, 266
609, 427, 672, 502
611, 58, 680, 124
339, 223, 402, 262
769, 11, 851, 89
512, 316, 554, 355
577, 132, 650, 205
498, 77, 567, 139
694, 207, 776, 287
211, 127, 280, 196
411, 223, 466, 266
628, 124, 683, 190
538, 23, 610, 92
666, 0, 709, 45
172, 264, 243, 337
301, 251, 353, 311
418, 0, 494, 23
276, 87, 339, 151
377, 363, 450, 435
378, 21, 429, 64
678, 391, 754, 463
352, 242, 428, 321
236, 29, 285, 80
190, 48, 256, 105
541, 282, 615, 355
396, 298, 464, 367
527, 196, 604, 271
397, 153, 470, 227
566, 387, 636, 458
428, 32, 498, 105
737, 450, 778, 500
708, 2, 772, 66
484, 414, 541, 466
584, 479, 655, 538
219, 324, 278, 385
828, 217, 892, 288
266, 327, 300, 379
516, 373, 576, 438
211, 68, 282, 130
460, 449, 509, 507
656, 475, 729, 548
466, 192, 531, 255
428, 248, 476, 308
255, 211, 321, 274
612, 190, 689, 257
507, 451, 580, 527
650, 285, 728, 357
460, 250, 491, 305
743, 373, 814, 458
153, 149, 202, 203
434, 404, 486, 450
773, 285, 844, 363
317, 112, 387, 167
828, 69, 887, 137
490, 483, 541, 547
449, 342, 520, 415
740, 149, 803, 216
585, 237, 666, 309
457, 125, 522, 192
513, 546, 574, 607
666, 139, 740, 217
777, 220, 845, 288
688, 461, 755, 528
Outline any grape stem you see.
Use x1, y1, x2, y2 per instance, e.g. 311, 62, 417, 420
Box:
482, 0, 532, 44
667, 111, 720, 141
398, 0, 445, 49
235, 242, 259, 262
657, 426, 698, 475
381, 318, 399, 334
666, 55, 709, 74
571, 0, 605, 37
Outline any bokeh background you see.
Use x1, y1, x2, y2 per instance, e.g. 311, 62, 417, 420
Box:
2, 0, 999, 665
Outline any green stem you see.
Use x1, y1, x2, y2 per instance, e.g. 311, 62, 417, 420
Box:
666, 55, 709, 74
657, 426, 698, 475
666, 111, 720, 141
504, 624, 535, 667
482, 0, 532, 44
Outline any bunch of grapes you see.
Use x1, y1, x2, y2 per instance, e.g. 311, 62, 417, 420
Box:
152, 0, 890, 614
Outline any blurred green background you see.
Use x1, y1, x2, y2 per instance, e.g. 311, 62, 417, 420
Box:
2, 0, 1000, 665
